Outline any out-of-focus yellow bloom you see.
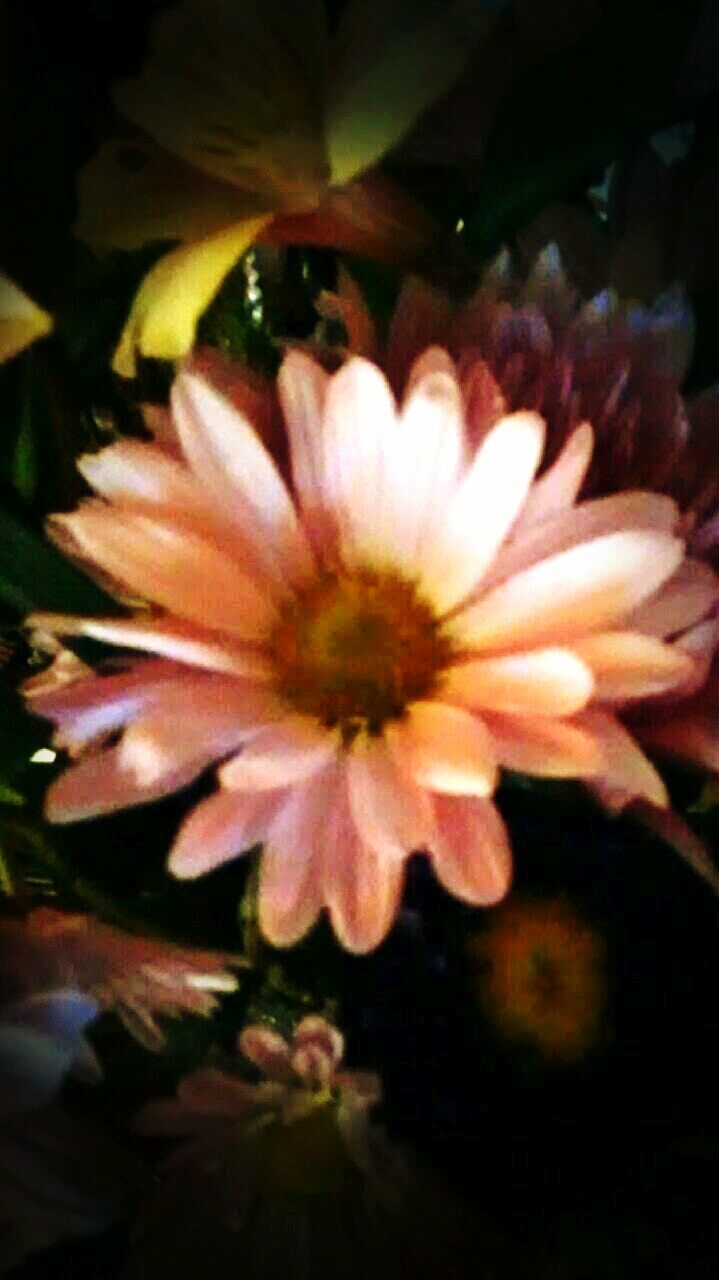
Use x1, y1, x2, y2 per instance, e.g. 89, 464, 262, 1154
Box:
470, 895, 606, 1062
0, 274, 52, 364
75, 0, 499, 377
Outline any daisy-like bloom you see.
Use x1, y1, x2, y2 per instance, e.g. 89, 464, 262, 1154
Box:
22, 907, 239, 1053
317, 254, 719, 875
125, 1016, 482, 1280
75, 0, 498, 375
27, 349, 716, 951
0, 272, 52, 363
469, 895, 606, 1062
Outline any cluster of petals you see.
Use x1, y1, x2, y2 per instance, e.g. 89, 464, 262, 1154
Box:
136, 1014, 379, 1140
26, 344, 719, 951
320, 246, 719, 558
21, 908, 238, 1052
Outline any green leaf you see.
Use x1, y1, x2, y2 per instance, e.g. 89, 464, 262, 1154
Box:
0, 498, 120, 617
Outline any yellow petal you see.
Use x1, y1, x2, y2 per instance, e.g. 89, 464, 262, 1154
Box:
75, 134, 272, 251
0, 274, 52, 363
112, 215, 272, 377
327, 0, 497, 184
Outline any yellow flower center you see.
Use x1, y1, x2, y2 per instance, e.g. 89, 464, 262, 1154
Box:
269, 571, 453, 737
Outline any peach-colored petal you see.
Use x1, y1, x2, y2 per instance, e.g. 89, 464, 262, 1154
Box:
27, 660, 189, 754
277, 350, 333, 551
320, 356, 400, 570
169, 790, 282, 880
77, 441, 212, 513
442, 647, 594, 716
321, 775, 406, 954
487, 492, 680, 591
49, 504, 276, 639
419, 411, 546, 614
430, 794, 512, 904
571, 632, 696, 701
218, 717, 338, 790
171, 371, 314, 582
482, 712, 603, 777
258, 771, 331, 947
448, 532, 684, 653
378, 355, 464, 574
118, 680, 277, 785
238, 1026, 293, 1081
575, 708, 668, 807
346, 735, 435, 858
387, 701, 498, 796
622, 558, 719, 637
513, 422, 594, 532
45, 746, 204, 823
27, 612, 273, 680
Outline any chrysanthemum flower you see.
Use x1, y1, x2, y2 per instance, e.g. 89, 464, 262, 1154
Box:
27, 349, 715, 950
23, 907, 238, 1053
469, 895, 606, 1062
318, 253, 719, 876
126, 1016, 483, 1280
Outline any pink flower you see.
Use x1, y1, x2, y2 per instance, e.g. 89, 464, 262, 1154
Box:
27, 350, 715, 950
126, 1017, 480, 1279
22, 908, 238, 1052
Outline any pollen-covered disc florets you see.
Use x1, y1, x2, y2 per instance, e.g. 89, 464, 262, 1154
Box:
270, 570, 453, 737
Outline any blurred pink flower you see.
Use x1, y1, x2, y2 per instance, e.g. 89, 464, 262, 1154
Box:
22, 907, 239, 1053
125, 1016, 483, 1280
26, 348, 715, 950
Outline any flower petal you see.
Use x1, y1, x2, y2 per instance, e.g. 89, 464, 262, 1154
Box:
238, 1027, 293, 1081
321, 774, 406, 954
112, 216, 271, 377
171, 371, 313, 582
27, 660, 188, 755
387, 701, 498, 797
622, 558, 719, 637
419, 411, 546, 614
571, 631, 696, 701
513, 422, 594, 532
27, 612, 274, 680
430, 794, 512, 905
346, 735, 435, 857
45, 746, 204, 823
169, 790, 281, 879
487, 492, 680, 591
0, 274, 52, 363
449, 532, 684, 652
384, 354, 465, 574
277, 350, 335, 552
118, 681, 278, 785
321, 356, 399, 569
443, 648, 594, 716
258, 771, 331, 947
482, 712, 603, 777
218, 718, 338, 790
49, 504, 275, 640
576, 708, 668, 807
